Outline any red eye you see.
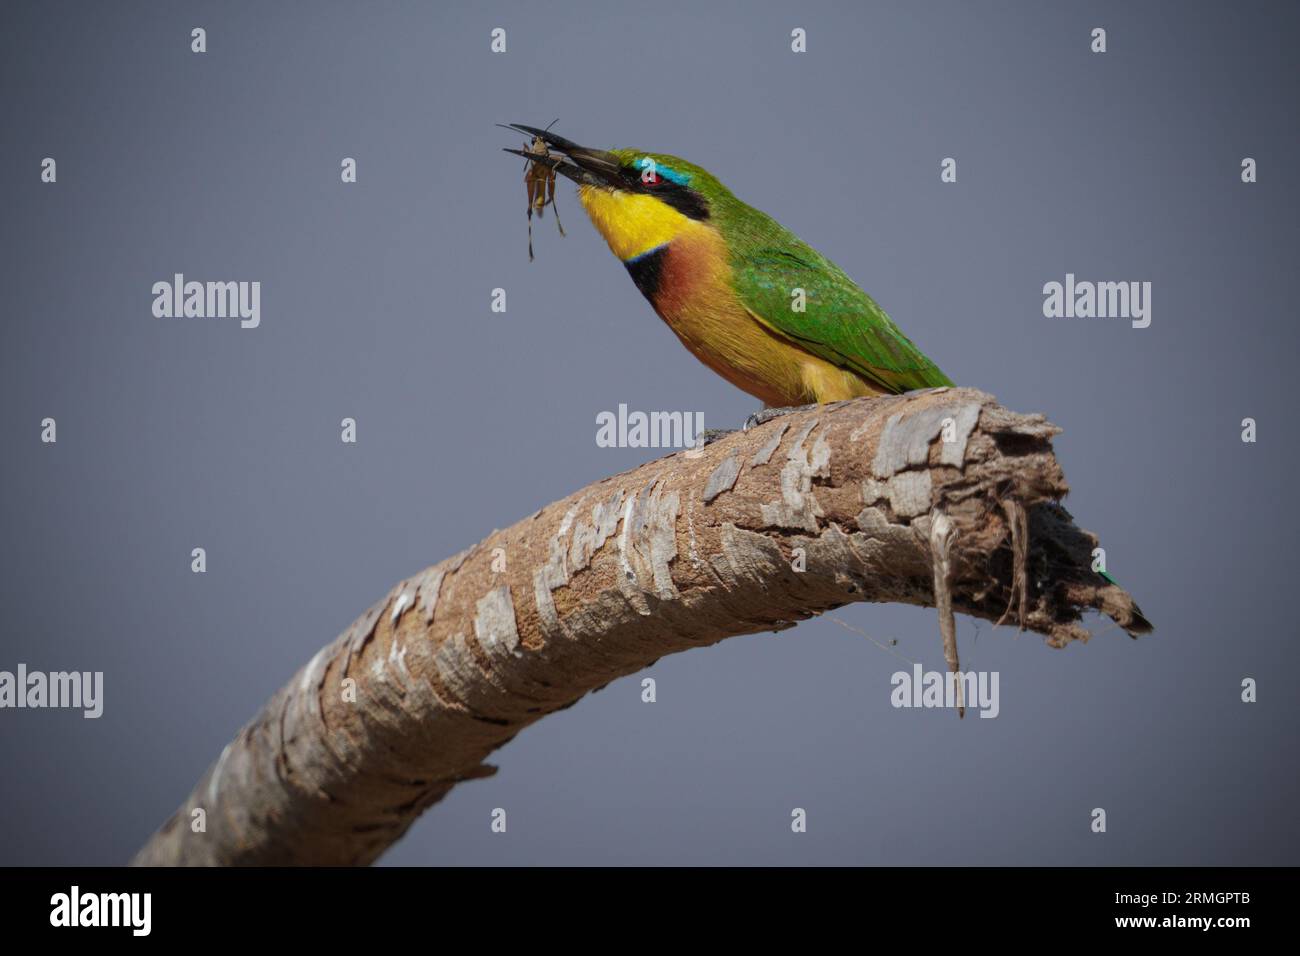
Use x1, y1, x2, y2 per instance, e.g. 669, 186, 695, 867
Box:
643, 171, 661, 185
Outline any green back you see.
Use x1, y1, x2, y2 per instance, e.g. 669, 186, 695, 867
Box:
717, 197, 953, 394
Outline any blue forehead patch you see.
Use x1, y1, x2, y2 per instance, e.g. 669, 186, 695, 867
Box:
635, 156, 691, 186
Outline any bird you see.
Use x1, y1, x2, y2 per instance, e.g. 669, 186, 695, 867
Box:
502, 124, 953, 410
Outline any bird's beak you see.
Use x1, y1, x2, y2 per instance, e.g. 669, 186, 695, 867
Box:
500, 123, 624, 188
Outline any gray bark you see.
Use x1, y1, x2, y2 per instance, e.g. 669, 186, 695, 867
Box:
131, 388, 1151, 866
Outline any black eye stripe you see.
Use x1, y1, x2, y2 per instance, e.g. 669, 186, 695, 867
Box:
619, 168, 710, 221
660, 188, 710, 221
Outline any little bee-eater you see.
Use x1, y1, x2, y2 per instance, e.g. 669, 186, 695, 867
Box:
504, 125, 953, 408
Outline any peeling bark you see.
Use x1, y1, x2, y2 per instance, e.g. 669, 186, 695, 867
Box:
131, 388, 1151, 866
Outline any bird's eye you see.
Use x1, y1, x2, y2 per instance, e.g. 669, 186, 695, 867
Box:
634, 158, 662, 186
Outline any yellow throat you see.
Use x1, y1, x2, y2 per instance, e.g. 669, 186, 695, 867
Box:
577, 186, 703, 261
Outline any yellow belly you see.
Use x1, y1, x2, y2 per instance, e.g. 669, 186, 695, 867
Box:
656, 270, 882, 407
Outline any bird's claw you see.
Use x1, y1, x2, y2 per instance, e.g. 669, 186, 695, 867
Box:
742, 404, 817, 430
695, 428, 736, 446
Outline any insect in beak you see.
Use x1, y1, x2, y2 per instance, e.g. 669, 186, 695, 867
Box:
497, 119, 567, 261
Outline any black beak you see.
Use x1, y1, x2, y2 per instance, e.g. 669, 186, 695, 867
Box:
499, 123, 624, 188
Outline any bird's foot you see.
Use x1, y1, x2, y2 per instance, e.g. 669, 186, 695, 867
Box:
743, 404, 818, 431
695, 427, 737, 446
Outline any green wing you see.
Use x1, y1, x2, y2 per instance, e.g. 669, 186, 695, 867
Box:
728, 218, 953, 394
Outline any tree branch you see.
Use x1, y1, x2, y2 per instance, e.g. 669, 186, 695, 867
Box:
131, 388, 1151, 866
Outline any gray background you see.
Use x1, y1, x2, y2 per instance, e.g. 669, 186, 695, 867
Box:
2, 0, 1296, 866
